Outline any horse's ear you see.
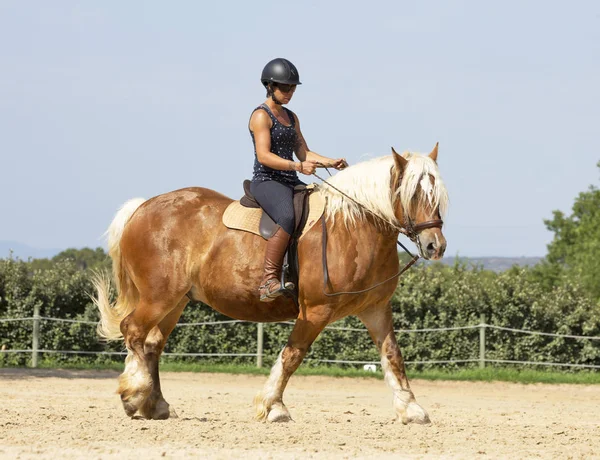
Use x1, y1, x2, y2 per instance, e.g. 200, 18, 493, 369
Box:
391, 147, 408, 172
429, 142, 439, 163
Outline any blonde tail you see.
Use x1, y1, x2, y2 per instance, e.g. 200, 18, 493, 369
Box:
93, 198, 145, 341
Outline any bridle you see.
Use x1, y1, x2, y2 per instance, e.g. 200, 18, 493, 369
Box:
313, 164, 443, 297
404, 215, 444, 259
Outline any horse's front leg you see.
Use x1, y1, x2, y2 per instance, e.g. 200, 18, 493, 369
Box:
358, 302, 430, 425
254, 315, 328, 422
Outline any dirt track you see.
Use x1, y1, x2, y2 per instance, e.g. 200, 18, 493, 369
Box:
0, 369, 599, 459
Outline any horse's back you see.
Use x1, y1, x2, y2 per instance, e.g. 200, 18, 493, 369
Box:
145, 186, 232, 210
128, 186, 231, 229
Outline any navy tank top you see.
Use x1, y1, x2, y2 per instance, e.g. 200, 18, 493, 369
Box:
250, 104, 302, 186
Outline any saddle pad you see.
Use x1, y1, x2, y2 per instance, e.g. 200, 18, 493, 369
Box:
223, 186, 325, 240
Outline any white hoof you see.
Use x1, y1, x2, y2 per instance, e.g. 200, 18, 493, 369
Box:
401, 402, 431, 425
267, 403, 292, 423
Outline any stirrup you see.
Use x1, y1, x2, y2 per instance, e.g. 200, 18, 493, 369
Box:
259, 279, 295, 302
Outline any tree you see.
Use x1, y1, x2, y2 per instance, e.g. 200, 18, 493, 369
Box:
52, 247, 110, 271
29, 247, 110, 272
544, 162, 600, 302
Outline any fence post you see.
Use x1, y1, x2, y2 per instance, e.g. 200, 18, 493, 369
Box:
479, 313, 486, 369
32, 303, 41, 368
257, 323, 264, 368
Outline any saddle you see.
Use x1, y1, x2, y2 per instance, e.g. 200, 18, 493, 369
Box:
223, 181, 324, 240
222, 181, 326, 306
239, 180, 311, 237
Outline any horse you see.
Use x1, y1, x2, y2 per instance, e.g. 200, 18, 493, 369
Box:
93, 144, 448, 424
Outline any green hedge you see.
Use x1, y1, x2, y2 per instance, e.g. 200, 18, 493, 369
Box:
1, 257, 599, 370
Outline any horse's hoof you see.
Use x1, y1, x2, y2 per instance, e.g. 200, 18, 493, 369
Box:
153, 404, 178, 420
267, 404, 292, 423
401, 402, 431, 425
122, 400, 138, 418
151, 400, 172, 420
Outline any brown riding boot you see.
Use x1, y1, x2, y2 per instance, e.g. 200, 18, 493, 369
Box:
259, 227, 295, 302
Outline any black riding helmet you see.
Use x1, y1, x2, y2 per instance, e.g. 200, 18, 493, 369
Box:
261, 58, 302, 87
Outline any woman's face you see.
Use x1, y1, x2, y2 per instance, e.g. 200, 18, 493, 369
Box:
273, 83, 297, 104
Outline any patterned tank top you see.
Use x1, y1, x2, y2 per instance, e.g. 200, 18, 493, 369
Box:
250, 104, 302, 186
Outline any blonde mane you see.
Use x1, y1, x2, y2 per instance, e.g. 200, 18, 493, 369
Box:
322, 152, 448, 228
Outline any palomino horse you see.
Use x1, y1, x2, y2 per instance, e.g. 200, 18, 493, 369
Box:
93, 144, 448, 423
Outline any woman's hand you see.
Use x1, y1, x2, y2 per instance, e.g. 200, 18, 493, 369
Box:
329, 158, 348, 170
298, 160, 318, 175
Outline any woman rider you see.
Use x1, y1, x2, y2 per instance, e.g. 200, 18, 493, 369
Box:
250, 57, 347, 302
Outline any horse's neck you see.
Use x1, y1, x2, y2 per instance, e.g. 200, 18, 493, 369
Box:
328, 212, 399, 257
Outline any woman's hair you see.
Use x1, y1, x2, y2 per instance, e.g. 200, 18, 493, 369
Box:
265, 82, 274, 97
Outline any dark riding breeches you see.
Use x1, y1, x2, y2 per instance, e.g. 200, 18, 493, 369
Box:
250, 180, 295, 235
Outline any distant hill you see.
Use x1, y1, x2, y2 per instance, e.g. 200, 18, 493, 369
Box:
0, 241, 62, 260
432, 256, 543, 272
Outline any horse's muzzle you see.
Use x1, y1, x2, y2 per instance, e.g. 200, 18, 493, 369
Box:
419, 230, 447, 260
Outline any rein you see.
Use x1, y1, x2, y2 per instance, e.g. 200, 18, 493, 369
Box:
313, 164, 442, 297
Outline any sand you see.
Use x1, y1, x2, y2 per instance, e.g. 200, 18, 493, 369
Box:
0, 368, 599, 459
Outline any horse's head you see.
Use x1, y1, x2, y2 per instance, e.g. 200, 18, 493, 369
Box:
391, 143, 448, 260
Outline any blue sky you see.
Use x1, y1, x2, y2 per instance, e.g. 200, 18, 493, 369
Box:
0, 1, 598, 257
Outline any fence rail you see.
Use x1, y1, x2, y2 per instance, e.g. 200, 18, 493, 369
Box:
1, 312, 600, 370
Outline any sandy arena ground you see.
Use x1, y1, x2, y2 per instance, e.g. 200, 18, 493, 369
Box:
0, 369, 599, 459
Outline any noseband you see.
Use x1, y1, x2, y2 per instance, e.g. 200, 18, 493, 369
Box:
403, 218, 444, 242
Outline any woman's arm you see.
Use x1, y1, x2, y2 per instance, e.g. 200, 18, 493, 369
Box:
250, 110, 317, 174
292, 113, 347, 169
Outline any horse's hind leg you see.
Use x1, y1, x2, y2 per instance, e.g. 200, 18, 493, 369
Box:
137, 297, 188, 420
358, 303, 430, 425
118, 299, 176, 418
254, 315, 328, 422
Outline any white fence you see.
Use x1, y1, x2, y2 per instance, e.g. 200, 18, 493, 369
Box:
1, 309, 600, 370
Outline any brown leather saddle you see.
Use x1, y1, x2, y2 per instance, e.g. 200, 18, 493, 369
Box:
240, 180, 313, 306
